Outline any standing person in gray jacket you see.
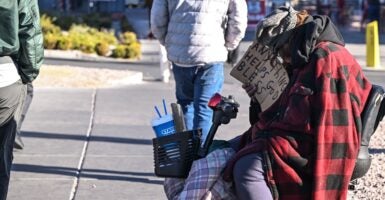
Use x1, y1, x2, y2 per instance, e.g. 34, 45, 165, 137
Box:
150, 0, 247, 144
0, 0, 44, 199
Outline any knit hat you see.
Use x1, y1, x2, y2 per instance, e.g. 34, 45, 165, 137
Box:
255, 6, 299, 52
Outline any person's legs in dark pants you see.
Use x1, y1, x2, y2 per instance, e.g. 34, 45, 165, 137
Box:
0, 117, 17, 200
227, 46, 240, 67
172, 64, 196, 132
233, 153, 273, 200
14, 83, 33, 150
0, 80, 26, 200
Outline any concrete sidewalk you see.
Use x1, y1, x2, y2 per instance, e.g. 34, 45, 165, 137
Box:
8, 81, 251, 200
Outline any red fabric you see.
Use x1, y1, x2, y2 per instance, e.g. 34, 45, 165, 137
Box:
224, 42, 372, 199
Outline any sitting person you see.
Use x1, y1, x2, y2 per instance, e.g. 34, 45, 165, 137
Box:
223, 6, 373, 200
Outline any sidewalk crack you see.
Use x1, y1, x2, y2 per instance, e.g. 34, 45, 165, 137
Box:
69, 88, 97, 200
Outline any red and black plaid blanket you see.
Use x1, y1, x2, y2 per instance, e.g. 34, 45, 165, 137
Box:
224, 42, 372, 199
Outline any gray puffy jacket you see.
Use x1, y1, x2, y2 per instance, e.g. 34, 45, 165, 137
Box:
151, 0, 247, 66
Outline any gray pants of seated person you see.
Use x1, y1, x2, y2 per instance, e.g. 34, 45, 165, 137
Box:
230, 136, 273, 200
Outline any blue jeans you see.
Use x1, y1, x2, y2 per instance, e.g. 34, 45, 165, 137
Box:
172, 63, 224, 145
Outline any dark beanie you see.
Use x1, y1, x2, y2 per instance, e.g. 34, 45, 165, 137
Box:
255, 6, 299, 52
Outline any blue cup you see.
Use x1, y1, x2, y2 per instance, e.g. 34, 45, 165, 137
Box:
152, 114, 176, 137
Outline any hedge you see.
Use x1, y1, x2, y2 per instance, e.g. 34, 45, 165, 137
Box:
40, 14, 141, 59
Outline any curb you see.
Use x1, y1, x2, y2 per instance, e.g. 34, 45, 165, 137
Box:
43, 49, 144, 85
44, 49, 139, 63
362, 66, 385, 72
109, 71, 144, 85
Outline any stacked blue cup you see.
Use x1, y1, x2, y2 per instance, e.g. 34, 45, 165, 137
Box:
152, 114, 175, 137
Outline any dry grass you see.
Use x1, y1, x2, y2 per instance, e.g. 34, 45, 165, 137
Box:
34, 65, 139, 88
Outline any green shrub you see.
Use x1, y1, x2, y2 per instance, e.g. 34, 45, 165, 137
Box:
56, 35, 73, 50
67, 33, 81, 50
95, 42, 110, 56
111, 43, 141, 59
40, 14, 61, 35
68, 24, 94, 34
79, 39, 96, 54
126, 42, 141, 59
94, 29, 118, 46
43, 33, 59, 49
40, 16, 141, 59
68, 25, 98, 53
111, 45, 126, 58
120, 32, 137, 45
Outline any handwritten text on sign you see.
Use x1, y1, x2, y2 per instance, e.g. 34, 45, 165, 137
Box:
230, 42, 289, 111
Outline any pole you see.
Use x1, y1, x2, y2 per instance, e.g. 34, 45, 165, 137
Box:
366, 21, 381, 68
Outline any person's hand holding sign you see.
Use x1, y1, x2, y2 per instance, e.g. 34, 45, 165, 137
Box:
242, 83, 257, 102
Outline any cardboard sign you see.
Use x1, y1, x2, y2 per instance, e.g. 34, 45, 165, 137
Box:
230, 41, 289, 111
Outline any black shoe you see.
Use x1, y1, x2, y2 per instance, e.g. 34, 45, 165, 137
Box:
14, 133, 24, 150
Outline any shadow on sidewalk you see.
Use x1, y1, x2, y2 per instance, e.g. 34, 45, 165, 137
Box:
21, 131, 152, 145
12, 164, 162, 185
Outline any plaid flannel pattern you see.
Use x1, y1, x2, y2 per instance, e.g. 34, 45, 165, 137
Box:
309, 42, 371, 199
224, 42, 372, 200
164, 148, 236, 200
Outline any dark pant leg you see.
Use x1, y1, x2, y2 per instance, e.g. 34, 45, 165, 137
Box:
172, 64, 195, 132
0, 118, 17, 200
233, 153, 273, 200
17, 82, 33, 132
0, 80, 26, 200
